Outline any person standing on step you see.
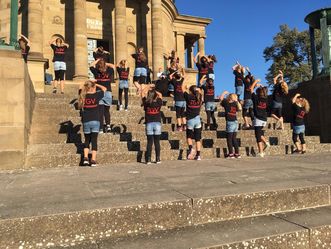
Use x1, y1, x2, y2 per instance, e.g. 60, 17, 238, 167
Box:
199, 75, 217, 130
93, 46, 111, 62
132, 46, 148, 94
116, 59, 130, 111
169, 70, 187, 132
194, 52, 210, 82
183, 84, 203, 161
49, 37, 69, 94
141, 84, 163, 164
167, 61, 178, 97
292, 93, 310, 154
232, 62, 245, 101
271, 70, 289, 130
250, 82, 271, 158
78, 80, 107, 167
18, 34, 30, 63
242, 69, 257, 129
90, 58, 115, 133
219, 91, 242, 159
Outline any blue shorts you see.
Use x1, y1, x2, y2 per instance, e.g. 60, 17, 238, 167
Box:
119, 80, 129, 89
235, 86, 244, 98
99, 91, 112, 106
272, 101, 283, 109
205, 102, 216, 112
54, 61, 66, 71
187, 116, 202, 130
226, 120, 239, 133
243, 99, 254, 109
146, 122, 162, 136
83, 121, 100, 134
168, 84, 174, 92
134, 67, 147, 77
293, 125, 305, 134
175, 101, 186, 108
253, 118, 267, 127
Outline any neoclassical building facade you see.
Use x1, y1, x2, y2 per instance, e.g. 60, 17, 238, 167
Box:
1, 0, 211, 85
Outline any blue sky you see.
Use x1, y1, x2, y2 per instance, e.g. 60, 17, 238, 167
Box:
176, 0, 330, 95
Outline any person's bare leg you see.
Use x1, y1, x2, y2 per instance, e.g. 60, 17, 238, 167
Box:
84, 148, 89, 159
302, 144, 306, 152
257, 142, 264, 154
91, 150, 97, 161
60, 80, 65, 93
196, 141, 201, 152
295, 142, 302, 151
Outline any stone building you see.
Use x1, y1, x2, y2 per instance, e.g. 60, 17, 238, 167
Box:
0, 0, 211, 88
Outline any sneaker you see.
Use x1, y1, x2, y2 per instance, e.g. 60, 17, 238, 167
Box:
125, 108, 128, 112
146, 161, 152, 165
293, 149, 302, 154
301, 150, 306, 154
235, 154, 242, 159
90, 160, 97, 167
156, 159, 161, 164
187, 149, 196, 160
106, 125, 111, 133
99, 130, 104, 134
264, 142, 271, 151
119, 105, 123, 111
227, 154, 235, 159
176, 126, 183, 132
52, 88, 57, 94
83, 158, 89, 166
194, 155, 201, 161
256, 152, 265, 158
183, 125, 187, 131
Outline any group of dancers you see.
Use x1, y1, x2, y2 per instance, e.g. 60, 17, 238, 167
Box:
17, 34, 310, 166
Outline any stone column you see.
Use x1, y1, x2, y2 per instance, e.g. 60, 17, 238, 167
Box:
176, 32, 185, 68
115, 0, 127, 63
151, 0, 163, 80
309, 26, 318, 79
320, 11, 331, 75
198, 35, 206, 56
73, 0, 88, 80
28, 0, 43, 56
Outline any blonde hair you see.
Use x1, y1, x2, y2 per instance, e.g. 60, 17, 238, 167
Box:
281, 81, 289, 95
78, 80, 96, 109
301, 98, 310, 113
227, 93, 238, 102
120, 60, 127, 68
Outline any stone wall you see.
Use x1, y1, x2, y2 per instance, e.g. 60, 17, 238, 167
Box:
284, 76, 331, 143
0, 49, 35, 170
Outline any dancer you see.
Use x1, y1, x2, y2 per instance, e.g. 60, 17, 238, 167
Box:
142, 85, 163, 164
232, 62, 245, 101
78, 80, 107, 167
199, 75, 217, 130
18, 34, 30, 63
207, 55, 217, 80
183, 84, 203, 161
132, 46, 148, 94
242, 69, 256, 129
220, 91, 242, 158
250, 82, 271, 158
116, 60, 130, 111
169, 70, 186, 131
93, 46, 111, 62
292, 94, 310, 154
167, 61, 178, 97
49, 37, 69, 94
194, 52, 210, 82
271, 70, 289, 130
90, 58, 115, 133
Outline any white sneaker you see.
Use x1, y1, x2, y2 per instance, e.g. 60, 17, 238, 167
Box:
119, 105, 123, 111
99, 130, 104, 134
256, 152, 265, 158
106, 125, 111, 133
264, 142, 271, 151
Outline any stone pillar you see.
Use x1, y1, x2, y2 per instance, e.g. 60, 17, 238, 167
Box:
115, 0, 127, 63
9, 0, 19, 46
28, 0, 43, 56
176, 32, 185, 68
309, 26, 318, 79
151, 0, 163, 80
320, 11, 331, 75
73, 0, 88, 80
198, 35, 206, 56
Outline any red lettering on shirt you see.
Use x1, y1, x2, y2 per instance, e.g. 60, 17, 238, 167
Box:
297, 111, 305, 119
146, 106, 161, 115
257, 101, 267, 110
188, 100, 201, 108
228, 106, 237, 116
84, 98, 97, 108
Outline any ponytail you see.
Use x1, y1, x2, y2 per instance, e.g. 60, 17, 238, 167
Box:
78, 80, 96, 109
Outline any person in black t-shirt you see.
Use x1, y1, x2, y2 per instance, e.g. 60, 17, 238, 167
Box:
220, 91, 242, 159
271, 70, 289, 130
18, 34, 30, 63
93, 46, 111, 63
78, 80, 107, 167
183, 83, 203, 161
131, 46, 148, 94
90, 58, 115, 133
169, 70, 187, 131
249, 82, 271, 158
165, 50, 180, 67
194, 52, 210, 82
116, 60, 130, 111
232, 62, 245, 101
141, 85, 163, 164
199, 75, 217, 130
242, 72, 259, 129
155, 73, 169, 97
167, 61, 178, 96
207, 55, 217, 80
292, 94, 310, 154
49, 37, 69, 94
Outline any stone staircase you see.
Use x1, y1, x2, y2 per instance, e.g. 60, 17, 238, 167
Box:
25, 84, 331, 168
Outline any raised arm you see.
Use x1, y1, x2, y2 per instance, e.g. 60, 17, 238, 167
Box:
199, 75, 207, 86
141, 84, 154, 99
194, 52, 200, 64
106, 62, 115, 69
63, 41, 69, 48
219, 91, 229, 101
232, 61, 240, 71
48, 37, 57, 45
249, 79, 262, 93
90, 58, 100, 68
273, 71, 283, 84
96, 83, 107, 92
292, 93, 301, 104
20, 34, 31, 46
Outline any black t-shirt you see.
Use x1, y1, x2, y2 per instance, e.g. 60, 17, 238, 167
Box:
21, 45, 30, 63
202, 83, 215, 103
233, 70, 244, 87
51, 44, 67, 62
172, 78, 185, 101
117, 67, 130, 80
292, 104, 306, 126
196, 62, 209, 80
252, 93, 268, 121
208, 61, 215, 74
81, 91, 104, 123
90, 67, 113, 92
168, 56, 179, 64
243, 78, 253, 100
155, 78, 169, 96
132, 53, 147, 68
184, 92, 201, 120
143, 97, 163, 123
221, 99, 239, 122
273, 83, 285, 103
167, 68, 177, 80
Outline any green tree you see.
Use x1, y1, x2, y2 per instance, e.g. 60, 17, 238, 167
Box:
264, 24, 322, 84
